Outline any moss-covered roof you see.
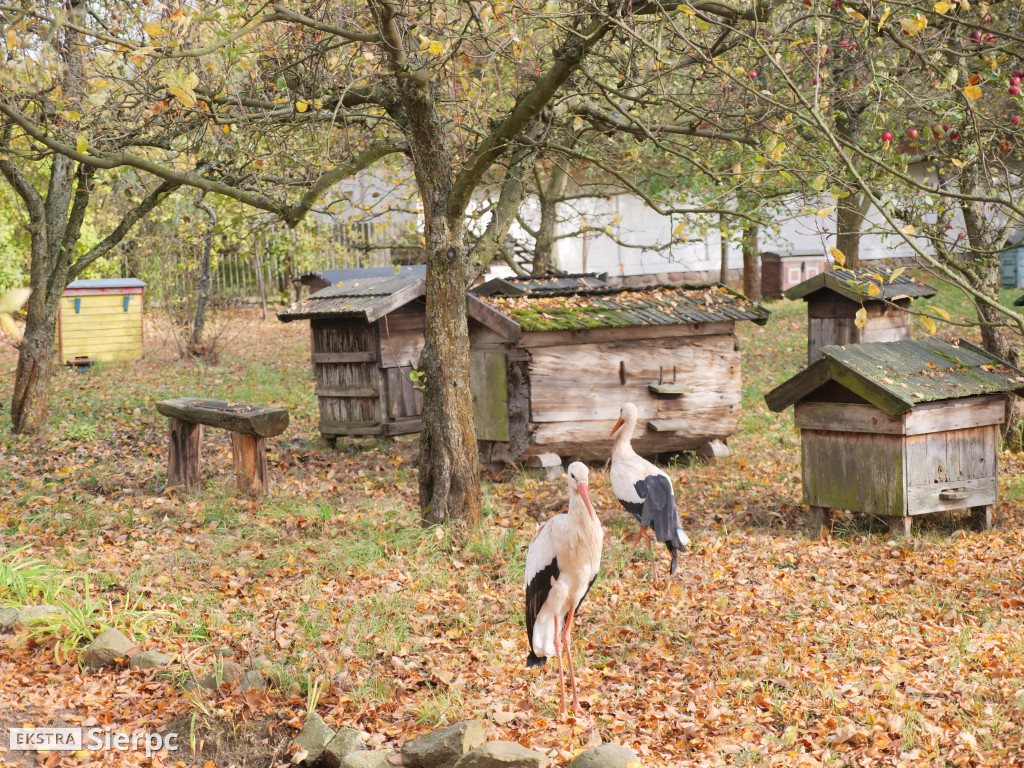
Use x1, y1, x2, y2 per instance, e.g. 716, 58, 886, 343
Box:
765, 338, 1024, 415
481, 284, 770, 332
785, 267, 936, 303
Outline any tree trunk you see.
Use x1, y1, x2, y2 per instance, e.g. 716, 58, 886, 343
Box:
10, 310, 58, 434
741, 224, 761, 300
835, 192, 863, 269
189, 200, 216, 352
417, 221, 481, 527
532, 164, 568, 275
719, 214, 730, 286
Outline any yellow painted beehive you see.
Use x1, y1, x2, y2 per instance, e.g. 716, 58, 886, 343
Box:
58, 278, 146, 364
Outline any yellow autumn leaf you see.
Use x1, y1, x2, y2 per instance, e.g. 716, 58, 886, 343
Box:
854, 306, 868, 328
900, 224, 916, 235
815, 205, 835, 218
930, 306, 951, 321
899, 14, 927, 35
964, 85, 982, 100
61, 110, 82, 121
921, 315, 937, 334
76, 134, 88, 153
888, 266, 906, 282
866, 283, 882, 297
573, 115, 583, 132
144, 21, 165, 37
167, 70, 199, 108
845, 7, 867, 21
878, 5, 892, 30
829, 246, 846, 267
812, 174, 827, 191
933, 0, 953, 12
428, 40, 444, 56
295, 100, 308, 112
771, 142, 787, 161
6, 28, 18, 50
673, 221, 687, 237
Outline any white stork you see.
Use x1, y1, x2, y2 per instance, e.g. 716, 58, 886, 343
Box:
609, 402, 690, 579
524, 461, 603, 719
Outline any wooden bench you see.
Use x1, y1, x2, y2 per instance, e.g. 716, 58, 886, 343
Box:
155, 398, 289, 494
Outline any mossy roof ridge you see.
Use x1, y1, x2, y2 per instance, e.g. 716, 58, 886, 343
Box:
481, 284, 770, 332
766, 337, 1024, 415
785, 266, 936, 302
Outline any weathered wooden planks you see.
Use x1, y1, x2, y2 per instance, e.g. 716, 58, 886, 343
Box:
156, 398, 289, 438
167, 419, 203, 489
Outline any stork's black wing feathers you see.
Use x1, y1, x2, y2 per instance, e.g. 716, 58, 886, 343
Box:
638, 475, 682, 545
525, 558, 559, 667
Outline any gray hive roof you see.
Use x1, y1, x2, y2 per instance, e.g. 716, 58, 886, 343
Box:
295, 265, 425, 285
65, 278, 146, 289
277, 273, 425, 323
472, 273, 613, 297
784, 267, 936, 303
480, 283, 769, 332
765, 338, 1024, 416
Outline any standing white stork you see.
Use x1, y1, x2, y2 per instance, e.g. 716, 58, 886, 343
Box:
609, 402, 690, 580
524, 461, 603, 719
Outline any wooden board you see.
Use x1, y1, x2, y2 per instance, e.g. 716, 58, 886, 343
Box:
794, 401, 904, 435
903, 395, 1005, 436
385, 366, 424, 420
801, 429, 905, 515
156, 398, 289, 437
470, 349, 510, 442
903, 425, 998, 486
312, 319, 383, 430
230, 433, 268, 494
519, 321, 735, 349
905, 476, 998, 515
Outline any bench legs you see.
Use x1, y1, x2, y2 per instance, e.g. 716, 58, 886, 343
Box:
168, 418, 203, 489
230, 433, 269, 495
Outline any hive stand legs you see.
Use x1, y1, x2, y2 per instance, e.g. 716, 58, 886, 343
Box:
887, 515, 913, 537
809, 506, 833, 537
230, 433, 269, 495
167, 418, 203, 489
969, 505, 992, 532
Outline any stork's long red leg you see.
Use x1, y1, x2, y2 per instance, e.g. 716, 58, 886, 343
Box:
553, 613, 567, 719
648, 534, 658, 583
562, 605, 582, 715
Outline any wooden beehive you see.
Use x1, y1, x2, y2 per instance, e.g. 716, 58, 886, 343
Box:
58, 278, 146, 364
277, 273, 429, 441
470, 280, 770, 463
761, 253, 825, 297
785, 267, 936, 363
765, 338, 1024, 535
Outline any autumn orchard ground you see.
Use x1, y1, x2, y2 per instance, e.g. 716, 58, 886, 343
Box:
1, 298, 1024, 768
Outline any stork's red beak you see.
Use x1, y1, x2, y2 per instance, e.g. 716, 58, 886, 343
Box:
609, 417, 624, 437
578, 481, 596, 520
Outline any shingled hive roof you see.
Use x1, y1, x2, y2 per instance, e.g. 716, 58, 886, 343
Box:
472, 273, 614, 298
765, 337, 1024, 415
480, 284, 770, 332
277, 273, 424, 323
784, 267, 936, 303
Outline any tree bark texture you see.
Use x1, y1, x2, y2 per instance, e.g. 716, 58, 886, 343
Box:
741, 225, 761, 301
532, 163, 568, 275
719, 214, 730, 286
190, 200, 217, 352
835, 191, 864, 269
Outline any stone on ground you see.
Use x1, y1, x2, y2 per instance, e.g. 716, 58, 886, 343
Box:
293, 713, 334, 764
320, 728, 366, 768
199, 659, 244, 689
130, 650, 173, 670
454, 742, 550, 768
239, 670, 265, 691
82, 628, 135, 670
17, 605, 66, 625
402, 720, 486, 768
567, 744, 639, 768
0, 607, 19, 631
340, 750, 396, 768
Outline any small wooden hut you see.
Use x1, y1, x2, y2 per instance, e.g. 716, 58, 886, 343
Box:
764, 338, 1024, 535
277, 272, 429, 442
470, 283, 770, 463
761, 253, 825, 297
59, 278, 146, 364
785, 267, 936, 363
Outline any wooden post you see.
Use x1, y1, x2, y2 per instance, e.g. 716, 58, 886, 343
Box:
887, 515, 912, 537
970, 505, 992, 532
168, 418, 203, 489
809, 506, 832, 537
230, 433, 268, 494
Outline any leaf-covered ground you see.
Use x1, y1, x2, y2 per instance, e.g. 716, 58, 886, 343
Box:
1, 298, 1023, 767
